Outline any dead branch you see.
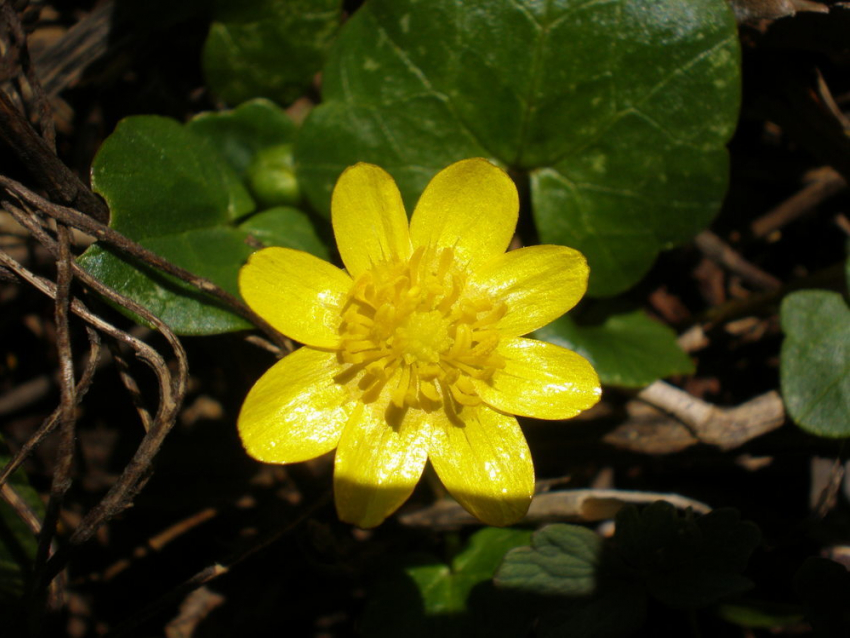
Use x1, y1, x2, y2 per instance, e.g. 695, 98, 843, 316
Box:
0, 327, 100, 489
603, 381, 786, 455
751, 167, 847, 238
694, 230, 782, 290
399, 489, 712, 530
0, 177, 289, 351
104, 491, 331, 638
0, 246, 189, 589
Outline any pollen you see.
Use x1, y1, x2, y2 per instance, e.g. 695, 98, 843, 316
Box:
338, 246, 506, 410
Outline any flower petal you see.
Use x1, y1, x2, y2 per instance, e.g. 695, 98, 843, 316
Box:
474, 337, 601, 420
238, 347, 351, 463
334, 402, 431, 528
331, 163, 412, 278
409, 158, 518, 268
470, 245, 589, 337
428, 405, 533, 526
239, 246, 351, 348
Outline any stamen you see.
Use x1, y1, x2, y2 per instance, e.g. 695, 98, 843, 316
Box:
336, 248, 506, 410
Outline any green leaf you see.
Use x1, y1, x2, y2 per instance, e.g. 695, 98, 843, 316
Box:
295, 0, 740, 296
239, 207, 329, 259
202, 0, 341, 105
780, 290, 850, 438
495, 524, 646, 638
360, 527, 533, 638
79, 115, 259, 334
187, 98, 297, 177
535, 309, 694, 388
614, 502, 760, 610
716, 601, 805, 629
495, 524, 601, 597
80, 228, 254, 335
794, 556, 850, 637
0, 437, 44, 605
92, 116, 254, 238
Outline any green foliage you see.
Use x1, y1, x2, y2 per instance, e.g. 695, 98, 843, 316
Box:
494, 524, 600, 597
295, 0, 740, 296
0, 440, 44, 606
493, 503, 760, 637
716, 601, 805, 629
535, 309, 694, 387
202, 0, 341, 105
79, 109, 327, 335
360, 527, 534, 638
238, 207, 328, 260
186, 98, 297, 177
780, 286, 850, 438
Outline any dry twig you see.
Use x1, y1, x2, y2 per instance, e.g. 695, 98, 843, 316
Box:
400, 489, 712, 530
603, 381, 786, 455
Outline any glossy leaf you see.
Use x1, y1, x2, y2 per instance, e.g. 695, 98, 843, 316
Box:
780, 290, 850, 438
615, 502, 760, 610
0, 439, 44, 605
80, 228, 255, 334
80, 115, 259, 334
202, 0, 341, 105
91, 115, 254, 238
535, 309, 694, 388
296, 0, 740, 295
360, 527, 533, 638
238, 206, 329, 259
187, 98, 297, 177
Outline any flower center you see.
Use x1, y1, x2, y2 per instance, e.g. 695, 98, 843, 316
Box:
338, 246, 506, 410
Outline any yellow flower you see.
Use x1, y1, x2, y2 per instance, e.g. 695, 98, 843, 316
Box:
238, 159, 601, 528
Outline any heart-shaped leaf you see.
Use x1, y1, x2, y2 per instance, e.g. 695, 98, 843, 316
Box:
80, 113, 329, 334
295, 0, 740, 296
535, 309, 694, 388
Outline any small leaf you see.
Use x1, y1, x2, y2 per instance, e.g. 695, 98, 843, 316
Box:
717, 601, 805, 629
245, 145, 300, 208
187, 98, 297, 177
614, 502, 760, 610
202, 0, 341, 105
360, 527, 533, 638
535, 309, 694, 388
239, 207, 329, 259
495, 524, 601, 597
0, 437, 44, 605
780, 290, 850, 438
